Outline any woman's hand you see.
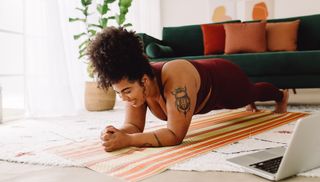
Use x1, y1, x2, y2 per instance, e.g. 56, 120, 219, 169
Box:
100, 125, 132, 152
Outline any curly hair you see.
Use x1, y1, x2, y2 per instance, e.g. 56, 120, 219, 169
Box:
87, 27, 154, 89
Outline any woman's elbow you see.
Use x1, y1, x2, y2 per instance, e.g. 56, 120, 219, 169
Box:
175, 138, 184, 145
164, 129, 185, 146
171, 135, 184, 146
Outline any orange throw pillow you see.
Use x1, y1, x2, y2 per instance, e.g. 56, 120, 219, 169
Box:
224, 22, 267, 54
201, 24, 226, 55
266, 20, 300, 51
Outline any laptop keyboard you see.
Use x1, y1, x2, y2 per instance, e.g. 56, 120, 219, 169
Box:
249, 156, 283, 174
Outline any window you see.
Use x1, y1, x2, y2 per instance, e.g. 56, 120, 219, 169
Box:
0, 0, 25, 121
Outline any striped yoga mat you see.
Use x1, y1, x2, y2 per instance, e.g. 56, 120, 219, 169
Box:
48, 110, 308, 181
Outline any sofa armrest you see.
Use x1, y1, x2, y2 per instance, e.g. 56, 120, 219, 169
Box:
137, 33, 164, 51
137, 33, 175, 59
146, 42, 174, 59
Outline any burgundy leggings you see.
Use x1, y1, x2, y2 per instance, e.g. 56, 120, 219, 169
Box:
196, 59, 284, 113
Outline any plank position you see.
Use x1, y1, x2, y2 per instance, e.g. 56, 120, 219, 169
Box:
87, 27, 289, 152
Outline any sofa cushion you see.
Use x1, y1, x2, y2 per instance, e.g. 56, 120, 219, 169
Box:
266, 20, 300, 51
267, 14, 320, 51
221, 51, 320, 76
162, 20, 240, 57
162, 24, 203, 57
224, 22, 267, 54
146, 42, 174, 58
201, 24, 225, 55
150, 51, 320, 77
250, 75, 320, 89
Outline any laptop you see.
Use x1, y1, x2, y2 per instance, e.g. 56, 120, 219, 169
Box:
227, 113, 320, 181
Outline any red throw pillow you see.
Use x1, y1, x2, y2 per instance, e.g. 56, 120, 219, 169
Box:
201, 24, 226, 55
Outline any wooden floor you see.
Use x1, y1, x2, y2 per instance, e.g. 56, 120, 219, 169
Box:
0, 161, 319, 182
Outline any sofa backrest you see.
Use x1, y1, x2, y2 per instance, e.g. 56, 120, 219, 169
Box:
162, 14, 320, 57
162, 24, 203, 57
267, 14, 320, 51
162, 20, 241, 57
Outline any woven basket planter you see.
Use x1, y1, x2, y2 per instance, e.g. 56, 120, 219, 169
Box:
85, 81, 116, 111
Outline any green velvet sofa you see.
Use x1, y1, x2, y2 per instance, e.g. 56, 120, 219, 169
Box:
138, 14, 320, 89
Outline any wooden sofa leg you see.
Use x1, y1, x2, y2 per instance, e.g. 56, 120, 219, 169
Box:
292, 88, 297, 94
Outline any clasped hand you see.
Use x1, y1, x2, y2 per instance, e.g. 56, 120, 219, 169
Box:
100, 125, 131, 152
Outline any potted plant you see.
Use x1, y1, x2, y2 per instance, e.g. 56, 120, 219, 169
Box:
69, 0, 132, 111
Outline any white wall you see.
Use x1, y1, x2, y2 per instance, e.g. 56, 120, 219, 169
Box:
160, 0, 210, 27
274, 0, 320, 18
160, 0, 320, 27
129, 0, 162, 38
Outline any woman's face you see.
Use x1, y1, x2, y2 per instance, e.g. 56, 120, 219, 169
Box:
112, 78, 146, 107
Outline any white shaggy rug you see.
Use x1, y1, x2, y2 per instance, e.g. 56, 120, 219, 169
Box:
0, 104, 320, 177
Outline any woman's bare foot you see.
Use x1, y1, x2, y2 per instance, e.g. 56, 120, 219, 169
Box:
246, 103, 259, 112
274, 89, 289, 113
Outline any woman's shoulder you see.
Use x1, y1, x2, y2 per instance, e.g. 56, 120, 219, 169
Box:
161, 59, 201, 99
162, 59, 198, 81
162, 59, 194, 72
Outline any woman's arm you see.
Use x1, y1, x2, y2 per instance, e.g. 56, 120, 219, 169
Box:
119, 102, 147, 134
129, 128, 182, 147
128, 86, 197, 147
101, 103, 149, 152
102, 80, 197, 151
102, 60, 200, 151
128, 60, 199, 147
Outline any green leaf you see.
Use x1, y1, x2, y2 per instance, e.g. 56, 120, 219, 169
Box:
76, 7, 85, 13
120, 6, 128, 15
96, 4, 102, 14
119, 0, 132, 8
83, 6, 89, 16
115, 14, 125, 26
73, 32, 86, 40
81, 0, 86, 6
78, 53, 86, 60
123, 23, 132, 27
105, 0, 116, 3
86, 0, 92, 5
81, 0, 92, 6
88, 24, 103, 29
115, 14, 120, 26
108, 16, 115, 20
99, 18, 108, 28
79, 47, 87, 57
79, 39, 90, 49
69, 18, 86, 22
97, 3, 109, 15
100, 3, 109, 15
88, 29, 97, 36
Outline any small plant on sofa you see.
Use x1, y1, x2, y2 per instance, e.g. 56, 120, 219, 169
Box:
69, 0, 132, 78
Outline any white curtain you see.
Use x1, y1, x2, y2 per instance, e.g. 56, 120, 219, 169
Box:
129, 0, 162, 39
24, 0, 86, 117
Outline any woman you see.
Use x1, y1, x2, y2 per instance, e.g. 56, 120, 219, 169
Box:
88, 27, 289, 152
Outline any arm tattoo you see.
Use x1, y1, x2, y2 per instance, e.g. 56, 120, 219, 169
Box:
153, 132, 163, 147
171, 86, 190, 117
